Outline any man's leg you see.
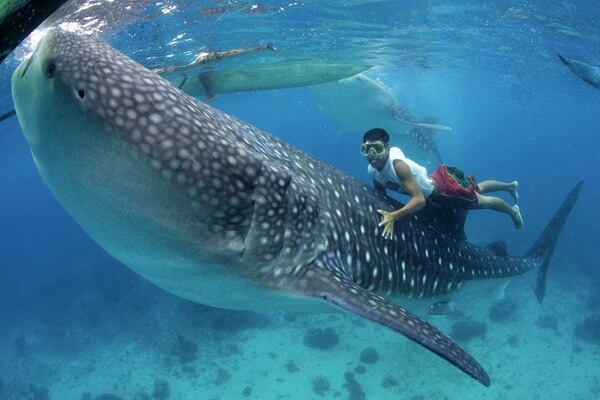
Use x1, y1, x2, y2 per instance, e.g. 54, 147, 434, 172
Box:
478, 180, 519, 202
476, 193, 523, 229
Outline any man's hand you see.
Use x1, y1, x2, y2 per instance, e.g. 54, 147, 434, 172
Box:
377, 209, 397, 239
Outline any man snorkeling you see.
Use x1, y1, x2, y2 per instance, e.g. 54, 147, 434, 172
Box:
361, 128, 522, 239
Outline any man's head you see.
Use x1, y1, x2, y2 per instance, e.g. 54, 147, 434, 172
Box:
362, 128, 389, 144
361, 128, 390, 170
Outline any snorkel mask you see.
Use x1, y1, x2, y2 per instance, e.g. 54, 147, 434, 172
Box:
360, 141, 386, 157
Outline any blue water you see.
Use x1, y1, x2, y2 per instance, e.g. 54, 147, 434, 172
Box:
1, 1, 599, 399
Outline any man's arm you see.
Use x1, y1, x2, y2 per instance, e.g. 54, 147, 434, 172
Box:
377, 160, 426, 239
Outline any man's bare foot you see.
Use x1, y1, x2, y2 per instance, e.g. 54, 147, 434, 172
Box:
509, 181, 519, 203
512, 205, 523, 229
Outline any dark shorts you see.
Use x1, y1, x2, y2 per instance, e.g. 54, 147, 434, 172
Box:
429, 164, 479, 209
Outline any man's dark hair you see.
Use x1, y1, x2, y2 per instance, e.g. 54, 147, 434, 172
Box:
363, 128, 389, 144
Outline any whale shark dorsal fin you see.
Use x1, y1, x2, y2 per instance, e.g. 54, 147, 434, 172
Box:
288, 265, 490, 386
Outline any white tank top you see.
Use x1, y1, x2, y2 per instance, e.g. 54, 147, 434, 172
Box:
368, 147, 435, 197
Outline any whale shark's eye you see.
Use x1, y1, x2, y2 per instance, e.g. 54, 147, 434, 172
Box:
78, 89, 85, 99
45, 63, 56, 78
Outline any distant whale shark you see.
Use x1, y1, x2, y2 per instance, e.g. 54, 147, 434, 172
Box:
310, 71, 451, 163
557, 54, 600, 90
12, 29, 581, 387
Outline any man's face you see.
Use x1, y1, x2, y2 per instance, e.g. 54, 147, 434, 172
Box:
361, 140, 389, 170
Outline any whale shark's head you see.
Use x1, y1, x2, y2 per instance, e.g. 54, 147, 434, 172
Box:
11, 28, 293, 309
13, 28, 247, 186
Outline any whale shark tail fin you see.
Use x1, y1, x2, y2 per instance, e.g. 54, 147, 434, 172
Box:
525, 181, 583, 303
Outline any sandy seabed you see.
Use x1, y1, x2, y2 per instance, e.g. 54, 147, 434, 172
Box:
0, 253, 598, 400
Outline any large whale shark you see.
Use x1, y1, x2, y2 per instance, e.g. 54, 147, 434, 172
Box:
12, 29, 581, 387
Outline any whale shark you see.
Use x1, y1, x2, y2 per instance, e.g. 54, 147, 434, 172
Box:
557, 54, 600, 90
310, 71, 451, 164
12, 29, 581, 387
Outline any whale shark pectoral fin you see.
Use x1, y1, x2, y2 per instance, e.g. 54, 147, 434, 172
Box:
290, 265, 491, 386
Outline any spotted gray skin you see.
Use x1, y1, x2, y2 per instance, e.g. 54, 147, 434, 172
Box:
12, 29, 582, 387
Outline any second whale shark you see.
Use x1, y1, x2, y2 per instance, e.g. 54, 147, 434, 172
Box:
12, 29, 582, 387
